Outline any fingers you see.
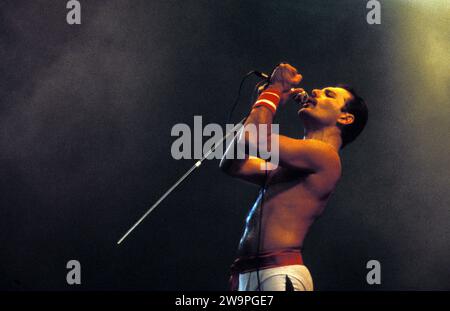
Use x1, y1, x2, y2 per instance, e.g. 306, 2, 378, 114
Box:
289, 87, 305, 94
285, 63, 297, 73
293, 73, 302, 84
270, 62, 303, 93
278, 62, 297, 73
277, 63, 302, 85
289, 88, 305, 98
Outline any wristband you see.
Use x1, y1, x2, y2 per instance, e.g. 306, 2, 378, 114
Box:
252, 88, 282, 114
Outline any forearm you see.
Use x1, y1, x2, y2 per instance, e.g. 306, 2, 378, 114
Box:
219, 129, 241, 173
244, 106, 274, 128
220, 109, 271, 173
241, 87, 281, 153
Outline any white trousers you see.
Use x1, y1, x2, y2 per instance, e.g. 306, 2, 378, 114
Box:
238, 265, 314, 291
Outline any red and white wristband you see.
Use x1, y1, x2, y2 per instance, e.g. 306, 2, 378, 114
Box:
252, 88, 282, 114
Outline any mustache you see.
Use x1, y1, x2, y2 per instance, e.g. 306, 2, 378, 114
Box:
307, 97, 317, 105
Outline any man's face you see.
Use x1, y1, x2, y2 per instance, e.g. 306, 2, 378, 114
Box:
298, 86, 353, 127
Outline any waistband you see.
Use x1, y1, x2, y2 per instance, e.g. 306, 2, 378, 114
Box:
229, 248, 304, 291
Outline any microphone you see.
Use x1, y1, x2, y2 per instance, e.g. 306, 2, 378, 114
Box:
294, 90, 310, 104
253, 70, 310, 104
253, 71, 270, 80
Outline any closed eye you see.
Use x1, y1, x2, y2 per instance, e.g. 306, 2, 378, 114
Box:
325, 90, 336, 98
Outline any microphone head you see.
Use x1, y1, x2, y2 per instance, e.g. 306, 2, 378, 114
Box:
253, 71, 270, 80
294, 90, 309, 104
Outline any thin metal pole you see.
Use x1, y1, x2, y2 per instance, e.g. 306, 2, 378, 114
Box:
117, 118, 246, 245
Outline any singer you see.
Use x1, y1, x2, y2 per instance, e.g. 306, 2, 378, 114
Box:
220, 63, 368, 291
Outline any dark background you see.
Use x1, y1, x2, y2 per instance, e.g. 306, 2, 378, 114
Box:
0, 0, 449, 290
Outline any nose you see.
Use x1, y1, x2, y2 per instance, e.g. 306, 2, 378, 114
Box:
311, 89, 321, 98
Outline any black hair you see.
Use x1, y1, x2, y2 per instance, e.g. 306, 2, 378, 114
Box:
336, 84, 368, 148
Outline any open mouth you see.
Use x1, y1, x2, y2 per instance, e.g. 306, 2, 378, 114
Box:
301, 99, 316, 109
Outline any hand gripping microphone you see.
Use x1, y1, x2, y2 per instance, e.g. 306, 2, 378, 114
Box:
253, 71, 309, 104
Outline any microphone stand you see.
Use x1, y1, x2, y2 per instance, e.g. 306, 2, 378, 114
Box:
117, 117, 247, 245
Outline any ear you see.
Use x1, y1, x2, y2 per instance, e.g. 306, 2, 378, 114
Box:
337, 112, 354, 126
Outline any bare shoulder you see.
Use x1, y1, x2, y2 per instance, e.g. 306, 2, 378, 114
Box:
277, 135, 341, 174
305, 139, 342, 185
302, 139, 341, 171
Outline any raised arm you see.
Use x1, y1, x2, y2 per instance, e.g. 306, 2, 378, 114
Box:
220, 63, 339, 184
240, 63, 339, 173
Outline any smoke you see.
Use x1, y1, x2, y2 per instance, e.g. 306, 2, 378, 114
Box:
0, 0, 175, 288
1, 1, 163, 199
383, 0, 450, 288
